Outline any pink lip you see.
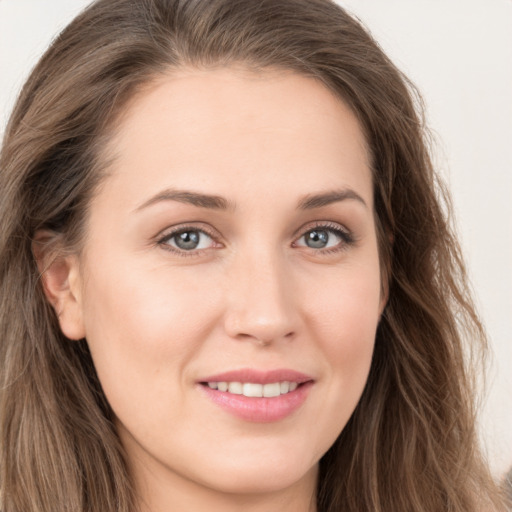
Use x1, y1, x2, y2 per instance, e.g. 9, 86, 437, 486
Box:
199, 368, 313, 385
197, 368, 314, 423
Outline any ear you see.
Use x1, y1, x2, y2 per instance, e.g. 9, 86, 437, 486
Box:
376, 223, 393, 319
379, 289, 388, 319
33, 231, 86, 340
378, 271, 390, 319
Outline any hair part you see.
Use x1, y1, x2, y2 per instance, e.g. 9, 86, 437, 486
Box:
0, 0, 506, 511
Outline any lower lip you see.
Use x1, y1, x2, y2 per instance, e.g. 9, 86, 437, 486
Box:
199, 382, 313, 423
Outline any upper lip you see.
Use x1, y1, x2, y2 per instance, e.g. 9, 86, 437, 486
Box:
199, 368, 314, 385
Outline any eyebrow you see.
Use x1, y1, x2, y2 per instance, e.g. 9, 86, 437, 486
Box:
297, 189, 367, 210
135, 187, 367, 212
135, 189, 233, 212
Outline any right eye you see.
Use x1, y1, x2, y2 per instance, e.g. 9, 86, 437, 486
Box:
159, 228, 217, 253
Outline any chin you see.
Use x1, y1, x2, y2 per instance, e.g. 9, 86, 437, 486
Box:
194, 452, 319, 496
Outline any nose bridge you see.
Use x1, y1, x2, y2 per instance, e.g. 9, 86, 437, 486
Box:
223, 246, 298, 344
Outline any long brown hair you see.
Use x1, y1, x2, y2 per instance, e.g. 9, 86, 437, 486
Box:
0, 0, 505, 510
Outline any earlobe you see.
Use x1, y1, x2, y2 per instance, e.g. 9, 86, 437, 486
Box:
33, 233, 86, 340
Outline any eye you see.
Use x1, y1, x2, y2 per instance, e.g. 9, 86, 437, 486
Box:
294, 223, 354, 252
159, 228, 217, 253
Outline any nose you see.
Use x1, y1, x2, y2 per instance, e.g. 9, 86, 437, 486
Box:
223, 252, 299, 346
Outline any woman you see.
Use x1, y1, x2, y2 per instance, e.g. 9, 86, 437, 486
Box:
0, 0, 506, 511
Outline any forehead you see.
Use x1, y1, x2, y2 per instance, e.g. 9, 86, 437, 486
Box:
99, 67, 372, 211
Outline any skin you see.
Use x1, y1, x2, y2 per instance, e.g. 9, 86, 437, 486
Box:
42, 67, 386, 512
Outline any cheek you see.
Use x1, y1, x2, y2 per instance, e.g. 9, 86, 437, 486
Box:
306, 263, 381, 411
79, 260, 221, 408
83, 257, 216, 342
310, 261, 381, 346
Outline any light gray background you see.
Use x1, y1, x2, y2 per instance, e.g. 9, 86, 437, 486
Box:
1, 0, 511, 476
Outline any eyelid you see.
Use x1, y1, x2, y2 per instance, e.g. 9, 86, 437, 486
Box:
292, 220, 351, 238
155, 220, 355, 257
156, 223, 222, 256
292, 221, 356, 251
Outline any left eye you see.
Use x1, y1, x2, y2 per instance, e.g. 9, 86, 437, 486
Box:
295, 228, 345, 250
161, 229, 214, 251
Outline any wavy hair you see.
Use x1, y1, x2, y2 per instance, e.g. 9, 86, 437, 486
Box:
0, 0, 505, 510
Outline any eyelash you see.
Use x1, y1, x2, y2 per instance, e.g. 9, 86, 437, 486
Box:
157, 224, 220, 258
295, 221, 356, 254
157, 221, 355, 257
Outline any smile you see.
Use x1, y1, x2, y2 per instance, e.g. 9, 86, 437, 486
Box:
205, 381, 299, 397
198, 369, 314, 422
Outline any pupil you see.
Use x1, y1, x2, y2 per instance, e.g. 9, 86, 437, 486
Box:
307, 230, 328, 249
175, 231, 200, 250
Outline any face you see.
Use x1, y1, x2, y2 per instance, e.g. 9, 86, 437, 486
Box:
62, 68, 385, 506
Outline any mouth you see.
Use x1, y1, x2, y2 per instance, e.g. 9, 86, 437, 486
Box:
201, 380, 300, 397
198, 369, 314, 423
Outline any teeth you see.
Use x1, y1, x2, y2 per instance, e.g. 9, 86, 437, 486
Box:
206, 380, 300, 397
243, 383, 263, 397
263, 382, 280, 397
228, 382, 243, 394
